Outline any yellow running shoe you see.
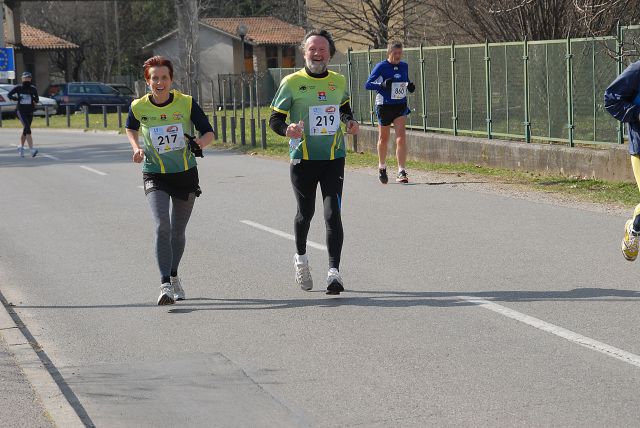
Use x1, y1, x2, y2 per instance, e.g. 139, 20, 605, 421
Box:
621, 219, 640, 261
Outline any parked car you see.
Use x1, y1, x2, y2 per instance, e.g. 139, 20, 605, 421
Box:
0, 88, 14, 117
107, 83, 135, 97
0, 84, 58, 116
44, 82, 134, 113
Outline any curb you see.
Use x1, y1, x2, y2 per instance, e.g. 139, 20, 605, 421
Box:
0, 292, 86, 428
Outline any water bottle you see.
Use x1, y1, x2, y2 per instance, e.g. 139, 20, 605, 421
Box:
289, 120, 304, 165
289, 137, 301, 165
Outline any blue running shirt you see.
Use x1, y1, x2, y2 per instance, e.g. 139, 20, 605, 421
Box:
365, 60, 411, 106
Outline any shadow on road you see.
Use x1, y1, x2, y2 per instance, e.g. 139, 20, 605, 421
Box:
10, 288, 639, 314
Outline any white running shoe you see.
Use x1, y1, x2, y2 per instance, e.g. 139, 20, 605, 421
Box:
171, 276, 185, 300
18, 146, 24, 157
157, 283, 175, 305
294, 254, 313, 291
326, 268, 344, 295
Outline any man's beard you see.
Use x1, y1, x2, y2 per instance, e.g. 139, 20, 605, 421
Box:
306, 59, 327, 74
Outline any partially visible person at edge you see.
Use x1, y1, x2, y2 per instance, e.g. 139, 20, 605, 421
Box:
269, 29, 359, 295
125, 56, 214, 305
8, 72, 39, 158
364, 41, 415, 184
605, 59, 640, 262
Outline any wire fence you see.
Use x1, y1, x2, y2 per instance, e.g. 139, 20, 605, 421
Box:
346, 24, 640, 147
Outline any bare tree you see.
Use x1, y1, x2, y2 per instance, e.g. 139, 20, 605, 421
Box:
426, 0, 640, 43
306, 0, 425, 48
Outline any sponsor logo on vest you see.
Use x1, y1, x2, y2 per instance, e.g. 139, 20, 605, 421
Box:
328, 81, 336, 91
160, 114, 167, 120
173, 112, 183, 120
141, 116, 148, 122
299, 85, 307, 92
318, 91, 326, 101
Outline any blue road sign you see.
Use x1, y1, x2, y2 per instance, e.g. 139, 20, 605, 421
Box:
0, 48, 16, 79
0, 47, 15, 72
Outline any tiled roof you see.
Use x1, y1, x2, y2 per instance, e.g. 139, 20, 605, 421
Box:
4, 23, 78, 50
201, 17, 305, 45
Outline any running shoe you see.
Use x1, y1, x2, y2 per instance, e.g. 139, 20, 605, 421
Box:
157, 283, 175, 305
378, 168, 388, 184
326, 268, 344, 295
622, 219, 640, 261
171, 276, 185, 301
18, 146, 24, 157
31, 149, 38, 158
396, 170, 409, 183
294, 254, 313, 291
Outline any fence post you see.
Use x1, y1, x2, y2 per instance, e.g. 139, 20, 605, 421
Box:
419, 43, 427, 132
523, 37, 531, 143
566, 36, 575, 147
250, 75, 256, 147
45, 105, 50, 127
255, 75, 261, 144
231, 116, 236, 144
484, 40, 492, 139
117, 105, 122, 129
261, 119, 267, 149
367, 47, 374, 126
450, 41, 458, 136
616, 20, 624, 145
66, 105, 71, 128
85, 106, 90, 129
591, 39, 597, 144
240, 77, 246, 146
221, 79, 227, 143
346, 47, 355, 137
102, 105, 108, 128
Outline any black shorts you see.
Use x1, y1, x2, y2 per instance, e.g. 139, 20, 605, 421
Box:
376, 103, 410, 126
143, 167, 201, 201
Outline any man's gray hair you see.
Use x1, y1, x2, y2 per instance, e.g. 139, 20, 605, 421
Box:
301, 29, 336, 58
387, 41, 403, 53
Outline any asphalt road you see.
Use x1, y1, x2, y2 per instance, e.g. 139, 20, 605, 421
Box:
1, 128, 640, 427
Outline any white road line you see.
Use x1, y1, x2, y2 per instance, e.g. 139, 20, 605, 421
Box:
79, 165, 107, 176
461, 296, 640, 368
240, 220, 327, 250
243, 219, 640, 369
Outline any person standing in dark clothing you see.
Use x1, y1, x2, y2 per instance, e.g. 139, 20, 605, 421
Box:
8, 72, 39, 157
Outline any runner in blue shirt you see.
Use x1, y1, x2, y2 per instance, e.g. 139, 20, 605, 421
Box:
365, 42, 415, 183
605, 60, 640, 261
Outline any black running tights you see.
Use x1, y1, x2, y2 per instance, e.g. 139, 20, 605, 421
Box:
290, 158, 345, 270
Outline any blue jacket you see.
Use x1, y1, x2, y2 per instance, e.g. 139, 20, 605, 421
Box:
365, 60, 412, 106
604, 60, 640, 155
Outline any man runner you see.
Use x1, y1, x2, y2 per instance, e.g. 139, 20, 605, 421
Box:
269, 29, 359, 295
605, 59, 640, 261
365, 42, 415, 183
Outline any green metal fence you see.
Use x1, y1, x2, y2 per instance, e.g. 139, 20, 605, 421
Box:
344, 24, 640, 147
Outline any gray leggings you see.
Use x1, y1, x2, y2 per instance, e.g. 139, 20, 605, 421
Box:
146, 190, 196, 280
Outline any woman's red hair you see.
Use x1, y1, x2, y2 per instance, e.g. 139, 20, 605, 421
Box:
143, 56, 174, 81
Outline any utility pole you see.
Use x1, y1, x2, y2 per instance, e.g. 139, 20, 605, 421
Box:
0, 0, 5, 48
176, 0, 199, 98
297, 0, 306, 28
114, 0, 120, 77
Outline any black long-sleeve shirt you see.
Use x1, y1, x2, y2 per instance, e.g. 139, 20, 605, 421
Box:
8, 83, 39, 113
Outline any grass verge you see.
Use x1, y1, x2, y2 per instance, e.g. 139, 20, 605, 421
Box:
3, 110, 636, 208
